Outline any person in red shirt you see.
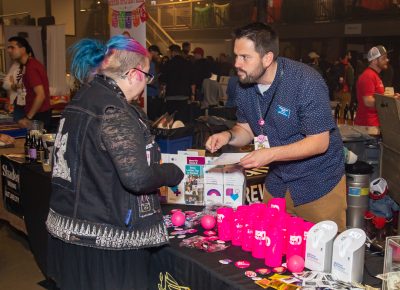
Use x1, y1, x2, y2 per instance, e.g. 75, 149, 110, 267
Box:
7, 36, 51, 130
354, 45, 389, 135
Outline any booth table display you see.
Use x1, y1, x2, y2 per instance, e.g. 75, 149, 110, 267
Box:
0, 152, 383, 288
149, 205, 383, 290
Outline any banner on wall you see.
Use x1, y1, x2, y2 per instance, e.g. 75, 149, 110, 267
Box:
108, 0, 147, 109
108, 0, 146, 46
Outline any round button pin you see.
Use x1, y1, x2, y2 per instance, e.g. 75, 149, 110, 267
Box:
235, 260, 250, 269
219, 259, 232, 265
245, 271, 257, 278
255, 268, 271, 275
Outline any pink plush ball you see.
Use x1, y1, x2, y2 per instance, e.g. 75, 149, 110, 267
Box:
287, 255, 305, 273
201, 215, 216, 230
171, 211, 186, 227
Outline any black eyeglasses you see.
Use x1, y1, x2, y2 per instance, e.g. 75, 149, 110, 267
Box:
125, 68, 154, 84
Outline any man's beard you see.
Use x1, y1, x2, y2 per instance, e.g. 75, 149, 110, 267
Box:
378, 61, 388, 71
237, 65, 267, 84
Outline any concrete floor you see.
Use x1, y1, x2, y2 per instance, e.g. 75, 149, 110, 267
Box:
0, 220, 46, 290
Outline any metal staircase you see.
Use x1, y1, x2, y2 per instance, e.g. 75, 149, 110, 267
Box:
146, 13, 177, 54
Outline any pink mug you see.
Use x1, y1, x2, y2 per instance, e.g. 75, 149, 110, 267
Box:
216, 207, 234, 241
264, 225, 284, 267
286, 216, 305, 259
241, 211, 256, 252
267, 197, 286, 214
231, 205, 248, 246
250, 202, 267, 217
252, 217, 268, 259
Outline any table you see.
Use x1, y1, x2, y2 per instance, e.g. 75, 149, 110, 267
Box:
0, 154, 50, 275
148, 205, 383, 290
0, 156, 384, 289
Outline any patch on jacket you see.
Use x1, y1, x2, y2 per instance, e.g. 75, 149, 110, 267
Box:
52, 118, 72, 181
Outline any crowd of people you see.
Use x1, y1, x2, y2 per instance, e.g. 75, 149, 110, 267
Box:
145, 41, 235, 121
305, 45, 399, 135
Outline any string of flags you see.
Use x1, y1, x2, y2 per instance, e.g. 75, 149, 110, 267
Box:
110, 3, 148, 28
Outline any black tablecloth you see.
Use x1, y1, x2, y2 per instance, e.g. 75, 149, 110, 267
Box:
1, 159, 384, 289
20, 162, 51, 276
148, 204, 383, 290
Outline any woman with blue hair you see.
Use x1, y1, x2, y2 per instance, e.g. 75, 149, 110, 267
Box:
46, 35, 184, 290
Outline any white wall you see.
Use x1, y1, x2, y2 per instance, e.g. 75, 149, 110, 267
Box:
51, 0, 75, 36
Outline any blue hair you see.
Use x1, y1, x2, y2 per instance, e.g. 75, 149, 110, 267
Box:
70, 38, 107, 83
70, 35, 147, 83
106, 35, 147, 56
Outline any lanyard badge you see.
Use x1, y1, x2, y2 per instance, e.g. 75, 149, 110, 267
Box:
254, 119, 270, 150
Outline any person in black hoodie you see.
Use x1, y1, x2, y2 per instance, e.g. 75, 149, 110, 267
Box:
46, 35, 184, 290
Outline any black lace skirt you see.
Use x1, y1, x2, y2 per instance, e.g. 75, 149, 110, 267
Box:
47, 235, 154, 290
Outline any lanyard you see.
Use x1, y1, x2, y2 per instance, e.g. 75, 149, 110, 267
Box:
256, 71, 282, 135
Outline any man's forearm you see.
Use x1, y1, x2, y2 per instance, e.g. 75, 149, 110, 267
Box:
363, 95, 376, 108
270, 132, 329, 162
228, 123, 254, 147
27, 95, 45, 118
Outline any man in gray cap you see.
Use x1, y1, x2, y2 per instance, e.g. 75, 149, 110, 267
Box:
354, 45, 389, 135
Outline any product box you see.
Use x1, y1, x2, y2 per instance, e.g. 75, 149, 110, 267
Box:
223, 165, 246, 208
162, 153, 246, 207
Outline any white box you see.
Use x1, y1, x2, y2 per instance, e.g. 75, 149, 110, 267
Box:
204, 165, 224, 185
223, 184, 244, 208
223, 165, 245, 208
223, 165, 245, 186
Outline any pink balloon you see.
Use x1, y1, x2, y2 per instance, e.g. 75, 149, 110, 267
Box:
201, 215, 216, 230
171, 211, 186, 227
287, 255, 305, 273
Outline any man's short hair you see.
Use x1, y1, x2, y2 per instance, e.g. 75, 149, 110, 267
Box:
233, 22, 279, 60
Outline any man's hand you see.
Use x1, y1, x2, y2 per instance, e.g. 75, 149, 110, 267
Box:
205, 131, 231, 153
240, 148, 275, 168
18, 118, 32, 129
